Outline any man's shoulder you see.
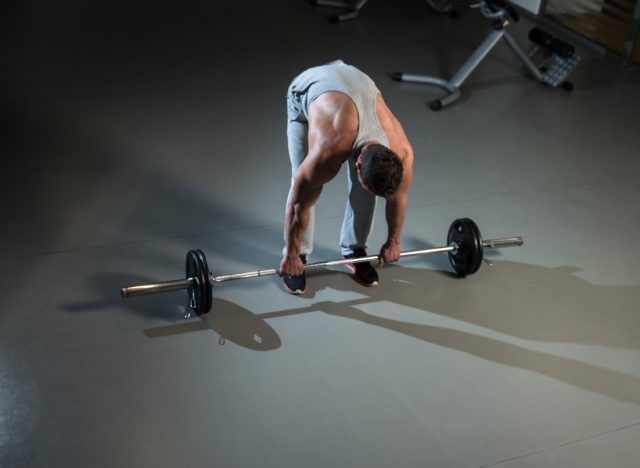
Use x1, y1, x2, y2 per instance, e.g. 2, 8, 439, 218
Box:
308, 93, 358, 153
310, 92, 357, 118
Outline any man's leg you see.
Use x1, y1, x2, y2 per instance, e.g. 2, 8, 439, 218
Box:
339, 158, 379, 286
340, 157, 377, 255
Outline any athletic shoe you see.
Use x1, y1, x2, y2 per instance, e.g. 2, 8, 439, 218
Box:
342, 249, 378, 286
283, 255, 307, 295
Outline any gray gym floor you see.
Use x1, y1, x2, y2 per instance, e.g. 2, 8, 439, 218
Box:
2, 1, 639, 467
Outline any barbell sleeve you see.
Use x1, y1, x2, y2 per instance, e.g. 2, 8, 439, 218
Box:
482, 236, 523, 249
121, 278, 192, 298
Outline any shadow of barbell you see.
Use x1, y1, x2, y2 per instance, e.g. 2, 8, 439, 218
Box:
138, 259, 640, 405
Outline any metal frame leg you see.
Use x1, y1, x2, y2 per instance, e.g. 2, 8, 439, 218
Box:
393, 27, 506, 110
312, 0, 370, 22
502, 31, 545, 82
393, 27, 565, 110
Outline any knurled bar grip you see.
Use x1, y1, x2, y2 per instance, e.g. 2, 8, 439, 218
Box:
120, 236, 522, 298
212, 245, 456, 282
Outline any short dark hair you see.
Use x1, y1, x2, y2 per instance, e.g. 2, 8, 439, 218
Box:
359, 144, 403, 197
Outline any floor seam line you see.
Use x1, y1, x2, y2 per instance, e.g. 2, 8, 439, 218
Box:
479, 421, 640, 467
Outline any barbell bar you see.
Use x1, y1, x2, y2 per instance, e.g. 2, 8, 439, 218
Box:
121, 218, 523, 316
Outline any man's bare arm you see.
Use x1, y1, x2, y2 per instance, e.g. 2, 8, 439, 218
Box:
280, 93, 357, 276
380, 147, 414, 265
283, 161, 324, 258
280, 151, 343, 275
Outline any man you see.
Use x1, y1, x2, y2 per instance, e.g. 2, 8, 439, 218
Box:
279, 60, 414, 294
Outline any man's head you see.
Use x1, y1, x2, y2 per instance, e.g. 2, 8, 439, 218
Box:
355, 143, 403, 197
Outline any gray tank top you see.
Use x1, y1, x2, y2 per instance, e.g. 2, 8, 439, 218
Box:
288, 60, 389, 154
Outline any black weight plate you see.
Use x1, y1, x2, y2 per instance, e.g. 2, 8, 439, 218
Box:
447, 220, 465, 276
467, 219, 484, 275
186, 250, 207, 315
194, 249, 212, 314
447, 218, 482, 277
447, 219, 473, 276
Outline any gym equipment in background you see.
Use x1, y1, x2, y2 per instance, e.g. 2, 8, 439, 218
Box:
394, 0, 580, 110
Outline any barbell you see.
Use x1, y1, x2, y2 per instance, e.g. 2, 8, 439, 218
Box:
121, 218, 523, 316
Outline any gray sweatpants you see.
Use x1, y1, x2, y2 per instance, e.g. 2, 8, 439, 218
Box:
284, 91, 377, 258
